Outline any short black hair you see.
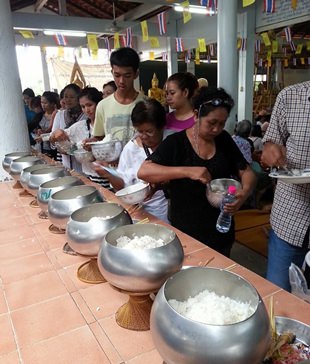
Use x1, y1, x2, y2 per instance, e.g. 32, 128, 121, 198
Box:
110, 47, 140, 72
23, 88, 35, 98
79, 86, 102, 105
192, 86, 234, 116
103, 80, 117, 91
167, 72, 199, 99
42, 91, 60, 108
63, 83, 81, 96
131, 99, 166, 130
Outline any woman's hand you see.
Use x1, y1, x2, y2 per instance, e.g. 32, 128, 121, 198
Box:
82, 137, 103, 151
223, 189, 247, 215
50, 129, 69, 143
188, 167, 212, 184
90, 161, 110, 177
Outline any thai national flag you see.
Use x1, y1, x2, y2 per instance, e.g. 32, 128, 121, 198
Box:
209, 43, 214, 56
200, 0, 208, 5
185, 50, 191, 63
259, 58, 263, 67
175, 38, 184, 52
162, 52, 168, 61
255, 39, 261, 52
264, 0, 275, 13
284, 27, 292, 42
206, 0, 217, 12
126, 27, 132, 48
157, 12, 167, 35
53, 33, 67, 46
240, 38, 247, 51
104, 37, 111, 53
289, 41, 296, 52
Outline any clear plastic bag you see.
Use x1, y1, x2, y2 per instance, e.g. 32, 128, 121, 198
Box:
289, 263, 310, 303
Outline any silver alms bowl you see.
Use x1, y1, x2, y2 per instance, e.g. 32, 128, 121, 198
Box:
2, 151, 31, 173
67, 202, 132, 256
97, 223, 184, 293
48, 185, 104, 230
26, 166, 69, 196
20, 164, 50, 190
150, 267, 270, 364
206, 178, 241, 208
9, 156, 44, 181
37, 176, 84, 213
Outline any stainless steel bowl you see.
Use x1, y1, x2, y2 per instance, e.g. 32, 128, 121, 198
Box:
26, 166, 70, 196
20, 164, 49, 190
206, 178, 242, 208
67, 202, 132, 256
2, 151, 31, 173
150, 267, 270, 364
48, 185, 104, 230
73, 149, 94, 164
9, 156, 44, 181
37, 176, 84, 213
97, 223, 184, 293
90, 140, 122, 162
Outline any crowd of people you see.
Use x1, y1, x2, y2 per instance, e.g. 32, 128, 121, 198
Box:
22, 47, 310, 292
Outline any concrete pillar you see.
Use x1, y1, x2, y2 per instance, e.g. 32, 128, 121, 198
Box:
0, 0, 30, 180
238, 9, 255, 122
40, 46, 51, 91
166, 37, 178, 77
217, 0, 238, 134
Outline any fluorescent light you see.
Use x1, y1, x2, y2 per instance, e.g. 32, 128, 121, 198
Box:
174, 5, 215, 15
43, 30, 87, 37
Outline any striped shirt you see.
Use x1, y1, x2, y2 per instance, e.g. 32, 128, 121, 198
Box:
263, 81, 310, 248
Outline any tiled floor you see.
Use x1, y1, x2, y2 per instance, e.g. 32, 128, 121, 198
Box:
0, 181, 309, 364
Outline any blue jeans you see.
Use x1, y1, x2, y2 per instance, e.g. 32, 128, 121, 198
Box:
266, 229, 308, 291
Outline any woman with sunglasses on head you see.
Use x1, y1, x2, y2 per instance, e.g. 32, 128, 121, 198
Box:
92, 99, 169, 223
138, 87, 256, 257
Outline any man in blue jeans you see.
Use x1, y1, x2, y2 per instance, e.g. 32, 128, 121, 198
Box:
261, 81, 310, 291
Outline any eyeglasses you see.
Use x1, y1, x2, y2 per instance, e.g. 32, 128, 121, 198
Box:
198, 98, 234, 118
134, 129, 157, 137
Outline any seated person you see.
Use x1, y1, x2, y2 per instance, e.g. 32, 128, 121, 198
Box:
232, 120, 253, 164
92, 99, 169, 223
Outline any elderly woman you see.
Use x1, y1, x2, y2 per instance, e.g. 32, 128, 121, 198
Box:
138, 87, 256, 257
93, 98, 169, 223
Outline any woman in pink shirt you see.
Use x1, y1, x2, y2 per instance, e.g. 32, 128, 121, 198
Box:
165, 72, 199, 133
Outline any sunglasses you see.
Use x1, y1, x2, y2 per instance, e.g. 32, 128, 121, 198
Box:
198, 98, 234, 118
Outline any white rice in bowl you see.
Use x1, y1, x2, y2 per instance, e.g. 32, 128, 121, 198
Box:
116, 234, 166, 249
169, 289, 255, 325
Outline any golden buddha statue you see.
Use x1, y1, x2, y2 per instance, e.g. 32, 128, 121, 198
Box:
148, 73, 164, 104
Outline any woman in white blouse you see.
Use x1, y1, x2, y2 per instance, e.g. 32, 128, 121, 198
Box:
93, 99, 169, 223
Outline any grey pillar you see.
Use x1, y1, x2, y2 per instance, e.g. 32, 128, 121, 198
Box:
217, 0, 238, 134
167, 37, 178, 77
0, 0, 30, 180
238, 9, 255, 122
40, 46, 51, 91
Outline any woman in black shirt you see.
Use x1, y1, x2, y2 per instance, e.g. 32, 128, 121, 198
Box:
138, 87, 256, 257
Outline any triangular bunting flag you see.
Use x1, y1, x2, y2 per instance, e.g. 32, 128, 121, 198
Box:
19, 30, 34, 39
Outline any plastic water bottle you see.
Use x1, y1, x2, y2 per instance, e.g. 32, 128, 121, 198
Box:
216, 185, 237, 233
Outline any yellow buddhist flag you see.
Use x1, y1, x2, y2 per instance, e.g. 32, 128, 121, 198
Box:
295, 44, 303, 54
272, 40, 278, 53
141, 20, 149, 42
267, 50, 272, 67
114, 33, 120, 49
261, 32, 271, 47
300, 57, 305, 65
237, 38, 241, 50
195, 48, 200, 65
181, 0, 192, 24
243, 0, 255, 6
149, 37, 160, 48
307, 42, 310, 51
91, 49, 98, 60
19, 30, 34, 39
57, 46, 64, 58
284, 59, 288, 67
197, 38, 206, 53
149, 51, 155, 60
291, 0, 297, 9
87, 34, 98, 52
